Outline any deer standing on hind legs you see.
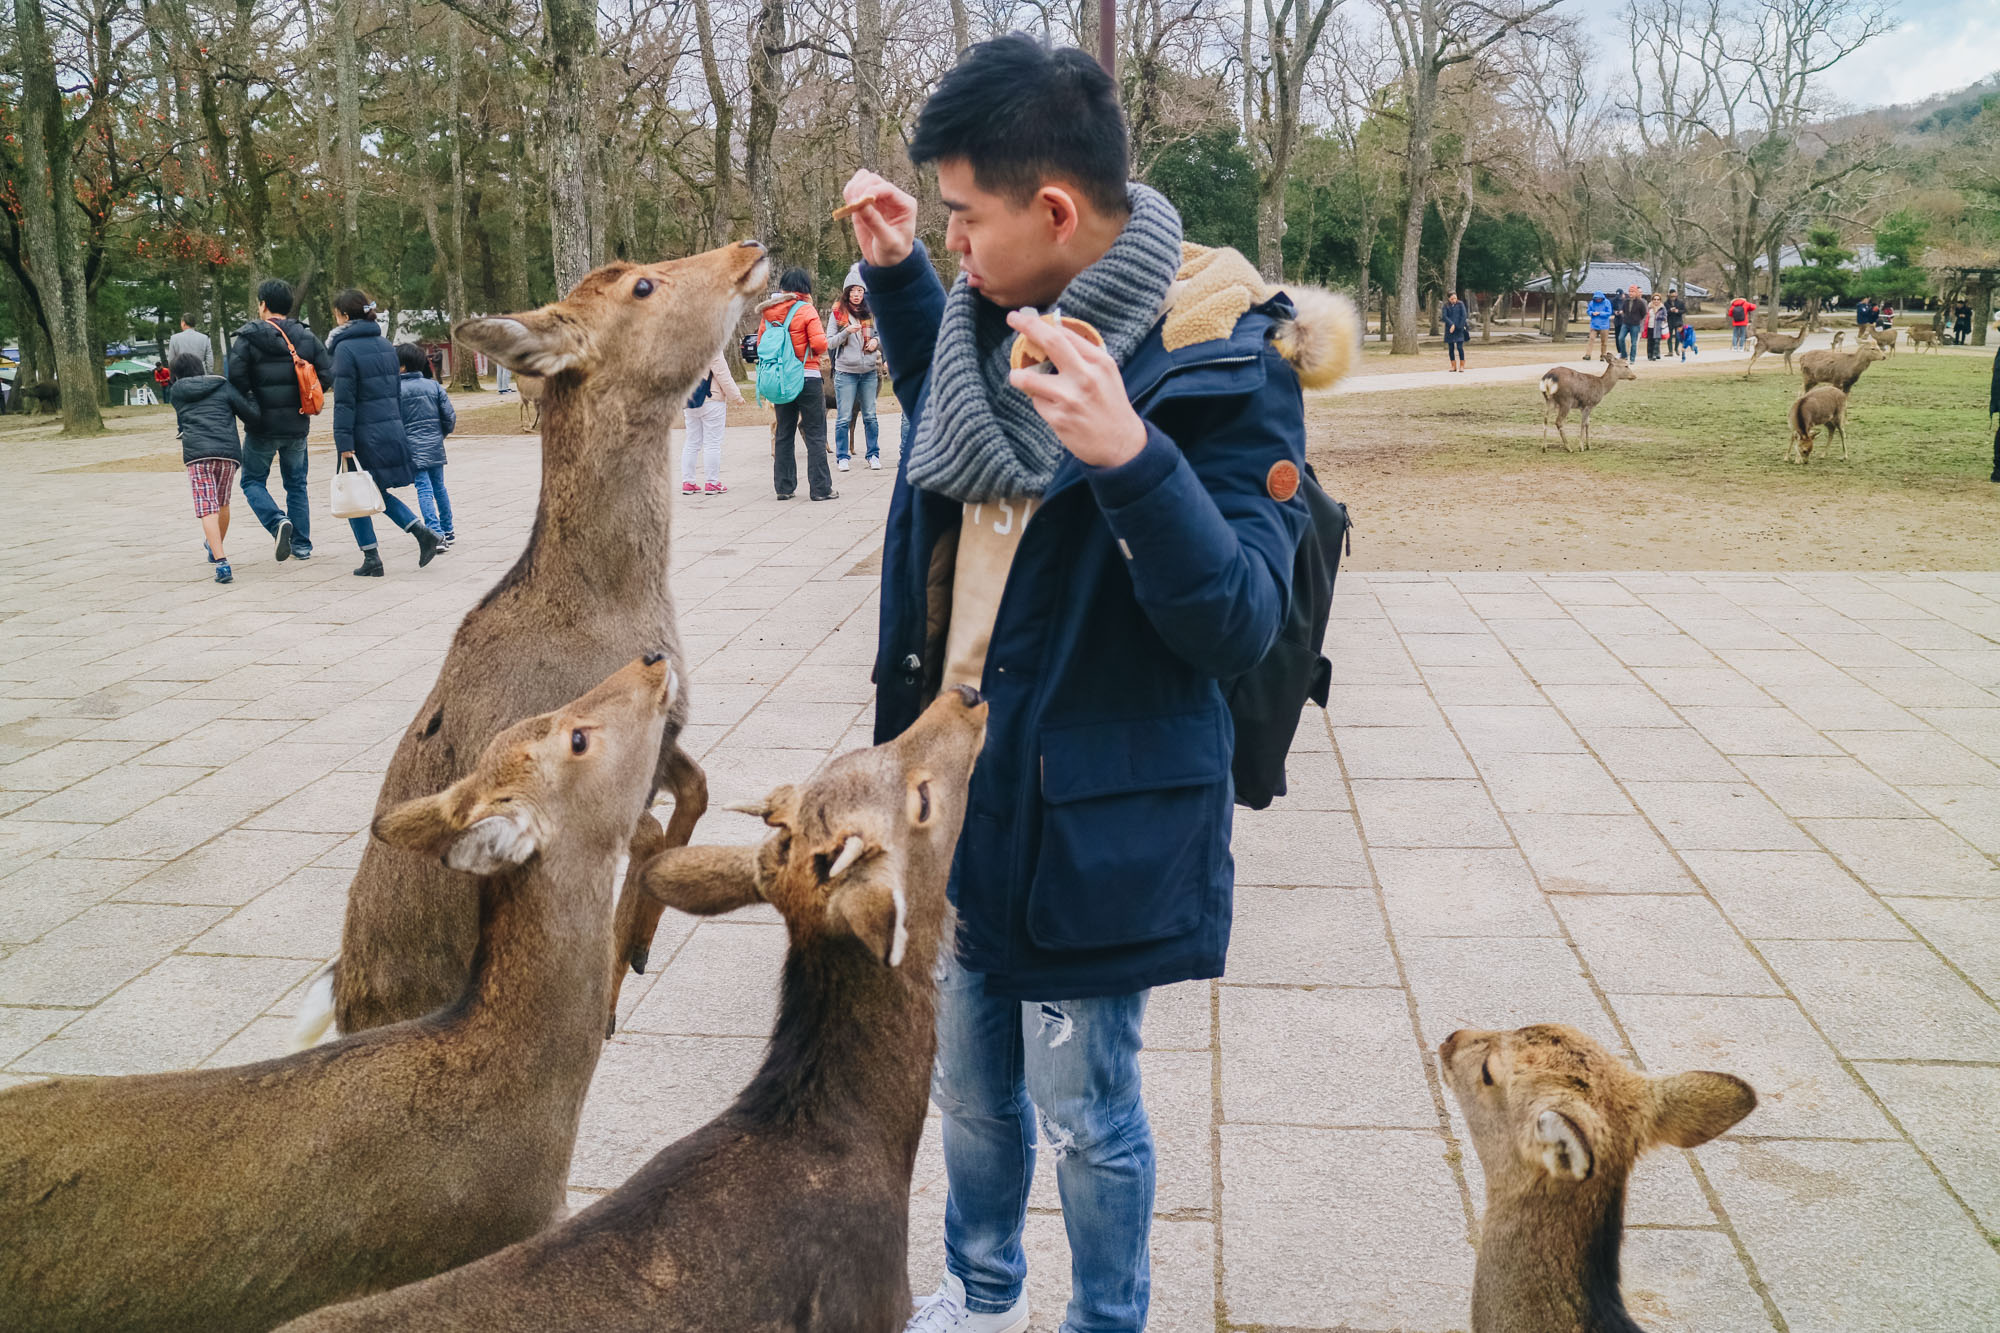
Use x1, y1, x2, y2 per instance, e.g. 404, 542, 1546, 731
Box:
303, 241, 771, 1049
1440, 1024, 1756, 1333
1539, 358, 1637, 452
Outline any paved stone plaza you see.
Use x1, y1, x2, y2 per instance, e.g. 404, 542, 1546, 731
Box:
2, 420, 1998, 1331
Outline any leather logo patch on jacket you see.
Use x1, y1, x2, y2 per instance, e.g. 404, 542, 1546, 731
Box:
1266, 459, 1300, 502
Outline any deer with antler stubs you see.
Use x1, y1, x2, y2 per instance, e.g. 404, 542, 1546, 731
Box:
1539, 357, 1637, 452
299, 241, 772, 1050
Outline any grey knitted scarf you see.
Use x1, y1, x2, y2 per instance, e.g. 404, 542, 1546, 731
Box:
905, 183, 1183, 503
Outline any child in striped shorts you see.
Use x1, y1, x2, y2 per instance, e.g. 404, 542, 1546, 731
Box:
169, 352, 260, 584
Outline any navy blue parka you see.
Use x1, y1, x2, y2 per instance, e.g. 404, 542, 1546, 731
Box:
329, 320, 415, 488
865, 243, 1310, 1000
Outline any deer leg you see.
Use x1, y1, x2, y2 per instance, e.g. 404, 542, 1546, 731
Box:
1580, 407, 1590, 452
604, 811, 673, 1038
608, 743, 709, 987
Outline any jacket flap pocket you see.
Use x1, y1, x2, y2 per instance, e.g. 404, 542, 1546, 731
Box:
1040, 709, 1232, 804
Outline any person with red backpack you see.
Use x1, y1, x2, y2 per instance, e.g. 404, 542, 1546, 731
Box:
757, 269, 837, 502
227, 279, 332, 561
1728, 293, 1755, 350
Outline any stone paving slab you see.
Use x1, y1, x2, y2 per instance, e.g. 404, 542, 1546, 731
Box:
2, 424, 1999, 1329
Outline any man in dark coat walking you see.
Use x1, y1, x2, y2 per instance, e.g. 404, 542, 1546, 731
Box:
843, 35, 1327, 1333
227, 279, 331, 561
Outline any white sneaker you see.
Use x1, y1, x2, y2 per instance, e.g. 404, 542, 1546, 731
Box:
905, 1272, 1028, 1333
837, 458, 851, 471
869, 456, 882, 469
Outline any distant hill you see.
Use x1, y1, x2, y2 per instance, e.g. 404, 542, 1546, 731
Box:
1819, 71, 2000, 141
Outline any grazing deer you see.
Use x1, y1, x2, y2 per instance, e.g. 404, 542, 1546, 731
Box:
1539, 358, 1637, 452
1799, 341, 1887, 395
1440, 1024, 1756, 1333
278, 685, 991, 1333
1907, 325, 1940, 353
310, 240, 770, 1047
516, 372, 546, 431
0, 659, 678, 1333
1788, 384, 1848, 464
1744, 327, 1806, 377
1829, 330, 1845, 350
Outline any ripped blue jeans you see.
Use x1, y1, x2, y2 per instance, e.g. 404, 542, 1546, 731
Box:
931, 949, 1153, 1332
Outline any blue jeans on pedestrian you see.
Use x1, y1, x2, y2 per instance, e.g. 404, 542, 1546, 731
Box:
348, 484, 423, 549
1731, 324, 1747, 349
239, 435, 312, 553
834, 370, 880, 462
1615, 325, 1634, 360
932, 950, 1153, 1333
412, 465, 453, 537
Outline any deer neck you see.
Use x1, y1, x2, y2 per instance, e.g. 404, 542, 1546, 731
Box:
454, 840, 616, 1078
1472, 1180, 1640, 1333
526, 388, 680, 606
730, 929, 939, 1162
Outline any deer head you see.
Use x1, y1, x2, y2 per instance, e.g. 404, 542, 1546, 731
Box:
374, 655, 679, 875
1439, 1024, 1754, 1193
454, 241, 770, 409
1605, 357, 1638, 384
634, 686, 989, 970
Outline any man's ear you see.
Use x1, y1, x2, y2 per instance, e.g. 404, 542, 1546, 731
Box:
373, 791, 539, 875
639, 844, 763, 916
1648, 1071, 1757, 1148
453, 308, 589, 376
1529, 1107, 1595, 1182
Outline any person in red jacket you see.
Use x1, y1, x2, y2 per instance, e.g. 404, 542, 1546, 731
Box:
1728, 294, 1756, 350
759, 270, 837, 501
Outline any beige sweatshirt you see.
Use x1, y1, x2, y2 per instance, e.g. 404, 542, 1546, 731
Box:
942, 496, 1041, 691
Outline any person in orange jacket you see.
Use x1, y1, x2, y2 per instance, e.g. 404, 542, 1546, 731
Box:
758, 269, 837, 501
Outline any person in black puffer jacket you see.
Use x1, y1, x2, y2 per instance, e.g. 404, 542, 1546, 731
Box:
227, 278, 332, 563
327, 289, 439, 577
169, 352, 261, 584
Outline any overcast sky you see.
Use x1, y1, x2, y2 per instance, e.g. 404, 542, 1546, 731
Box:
1574, 0, 2000, 111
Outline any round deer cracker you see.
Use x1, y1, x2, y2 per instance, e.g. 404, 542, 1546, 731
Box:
1009, 314, 1105, 371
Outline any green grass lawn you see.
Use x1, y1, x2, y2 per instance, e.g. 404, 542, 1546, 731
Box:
1316, 351, 1994, 496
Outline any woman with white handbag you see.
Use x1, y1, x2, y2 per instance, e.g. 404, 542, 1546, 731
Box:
328, 288, 441, 577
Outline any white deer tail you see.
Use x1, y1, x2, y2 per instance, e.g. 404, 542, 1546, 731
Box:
1538, 374, 1558, 401
289, 957, 340, 1052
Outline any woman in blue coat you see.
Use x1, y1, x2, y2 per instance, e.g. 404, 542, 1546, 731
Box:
328, 289, 439, 576
1442, 290, 1470, 371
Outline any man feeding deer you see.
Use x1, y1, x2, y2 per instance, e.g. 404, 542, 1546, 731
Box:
842, 33, 1354, 1333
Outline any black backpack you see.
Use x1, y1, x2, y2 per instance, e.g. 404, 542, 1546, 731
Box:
1223, 463, 1349, 809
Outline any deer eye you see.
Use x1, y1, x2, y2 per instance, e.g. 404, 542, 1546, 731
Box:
571, 729, 589, 755
1481, 1058, 1494, 1087
633, 278, 655, 298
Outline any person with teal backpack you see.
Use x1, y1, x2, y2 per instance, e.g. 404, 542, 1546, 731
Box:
756, 269, 836, 501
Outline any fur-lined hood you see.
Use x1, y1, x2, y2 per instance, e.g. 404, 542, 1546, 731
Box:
1160, 243, 1360, 391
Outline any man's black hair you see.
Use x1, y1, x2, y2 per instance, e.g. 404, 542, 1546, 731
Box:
396, 342, 427, 374
257, 279, 294, 316
778, 266, 813, 297
170, 352, 204, 382
909, 32, 1130, 216
181, 313, 199, 328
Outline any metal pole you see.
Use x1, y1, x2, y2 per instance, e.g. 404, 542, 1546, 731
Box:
1098, 0, 1115, 76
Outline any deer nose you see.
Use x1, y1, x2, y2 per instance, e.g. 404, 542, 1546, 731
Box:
951, 684, 983, 708
642, 652, 665, 666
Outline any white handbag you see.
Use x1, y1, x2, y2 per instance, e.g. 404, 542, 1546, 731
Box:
329, 456, 385, 519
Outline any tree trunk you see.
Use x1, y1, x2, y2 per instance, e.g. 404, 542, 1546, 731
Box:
950, 0, 968, 53
14, 0, 103, 435
745, 0, 784, 248
543, 0, 598, 293
1442, 166, 1473, 306
334, 0, 360, 290
693, 0, 734, 243
1392, 96, 1434, 356
854, 0, 883, 173
446, 20, 479, 390
1763, 238, 1782, 332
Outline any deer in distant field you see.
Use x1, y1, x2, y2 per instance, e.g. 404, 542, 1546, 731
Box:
1539, 357, 1637, 452
1906, 325, 1940, 353
1829, 330, 1845, 350
1788, 385, 1848, 464
1440, 1023, 1756, 1333
516, 373, 546, 431
1744, 328, 1806, 377
302, 240, 771, 1049
0, 659, 678, 1333
1799, 341, 1887, 395
1864, 325, 1897, 354
278, 686, 992, 1333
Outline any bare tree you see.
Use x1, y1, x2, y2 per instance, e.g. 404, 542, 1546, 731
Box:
1374, 0, 1560, 354
1241, 0, 1342, 281
545, 0, 600, 291
1503, 33, 1606, 342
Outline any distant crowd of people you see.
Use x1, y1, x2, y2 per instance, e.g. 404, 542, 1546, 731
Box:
164, 279, 456, 585
1582, 284, 1692, 362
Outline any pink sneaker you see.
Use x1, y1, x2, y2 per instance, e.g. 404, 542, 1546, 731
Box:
682, 481, 699, 495
705, 482, 727, 494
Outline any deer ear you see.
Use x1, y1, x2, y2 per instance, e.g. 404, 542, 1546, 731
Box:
373, 790, 458, 856
1647, 1071, 1757, 1148
639, 844, 762, 915
454, 310, 587, 376
1530, 1107, 1594, 1182
444, 811, 539, 875
829, 868, 909, 968
373, 792, 539, 874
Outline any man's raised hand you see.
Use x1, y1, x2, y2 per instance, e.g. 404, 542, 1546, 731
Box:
1005, 309, 1146, 470
841, 171, 917, 269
